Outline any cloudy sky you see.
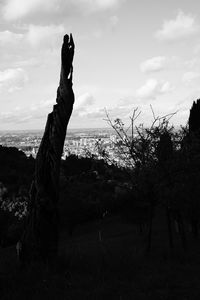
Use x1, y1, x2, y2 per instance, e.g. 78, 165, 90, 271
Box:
0, 0, 200, 130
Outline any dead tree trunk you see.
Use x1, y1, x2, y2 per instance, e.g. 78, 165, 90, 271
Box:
20, 34, 75, 264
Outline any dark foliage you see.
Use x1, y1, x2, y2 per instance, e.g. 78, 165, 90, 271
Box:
157, 131, 173, 164
0, 145, 35, 192
59, 155, 125, 233
189, 99, 200, 133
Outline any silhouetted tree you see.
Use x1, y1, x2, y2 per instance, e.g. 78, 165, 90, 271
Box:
181, 99, 200, 238
189, 99, 200, 133
20, 34, 75, 265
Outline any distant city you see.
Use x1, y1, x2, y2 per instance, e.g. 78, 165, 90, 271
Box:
0, 128, 123, 164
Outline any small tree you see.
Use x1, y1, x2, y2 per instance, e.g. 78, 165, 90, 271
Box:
103, 107, 176, 173
103, 107, 179, 251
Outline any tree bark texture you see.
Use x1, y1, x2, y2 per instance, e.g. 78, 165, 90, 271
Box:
20, 34, 75, 264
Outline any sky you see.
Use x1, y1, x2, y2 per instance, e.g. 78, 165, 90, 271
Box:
1, 0, 200, 130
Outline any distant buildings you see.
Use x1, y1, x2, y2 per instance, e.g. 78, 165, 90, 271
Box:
0, 129, 129, 167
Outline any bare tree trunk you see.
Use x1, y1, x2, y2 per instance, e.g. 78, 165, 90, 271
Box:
20, 34, 75, 265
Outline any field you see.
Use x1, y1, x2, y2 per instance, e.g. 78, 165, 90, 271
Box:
1, 211, 200, 300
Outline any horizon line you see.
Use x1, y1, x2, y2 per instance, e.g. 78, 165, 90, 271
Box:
0, 126, 112, 132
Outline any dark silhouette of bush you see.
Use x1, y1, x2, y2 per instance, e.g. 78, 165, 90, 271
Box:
59, 155, 125, 233
62, 154, 93, 176
0, 146, 35, 192
0, 147, 34, 246
157, 131, 173, 164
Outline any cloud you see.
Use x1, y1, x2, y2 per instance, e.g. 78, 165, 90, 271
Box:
136, 78, 171, 100
110, 15, 119, 27
0, 93, 95, 127
26, 24, 65, 48
73, 104, 132, 121
0, 111, 26, 124
0, 24, 65, 51
73, 0, 122, 13
184, 58, 200, 68
140, 56, 167, 73
30, 99, 55, 111
0, 110, 40, 125
76, 93, 95, 108
155, 11, 199, 41
13, 58, 41, 68
160, 81, 171, 93
0, 30, 23, 45
194, 44, 200, 54
0, 68, 28, 93
73, 93, 96, 117
2, 0, 123, 21
182, 71, 200, 84
2, 0, 59, 21
75, 107, 106, 119
92, 30, 103, 39
0, 98, 57, 126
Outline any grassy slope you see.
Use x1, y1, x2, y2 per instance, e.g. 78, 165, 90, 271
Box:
1, 212, 200, 300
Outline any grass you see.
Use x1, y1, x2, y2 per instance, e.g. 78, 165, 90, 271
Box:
1, 213, 200, 299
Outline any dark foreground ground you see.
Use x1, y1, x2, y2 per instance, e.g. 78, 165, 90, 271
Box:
1, 212, 200, 300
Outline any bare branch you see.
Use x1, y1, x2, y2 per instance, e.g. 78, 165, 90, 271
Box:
150, 104, 156, 121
